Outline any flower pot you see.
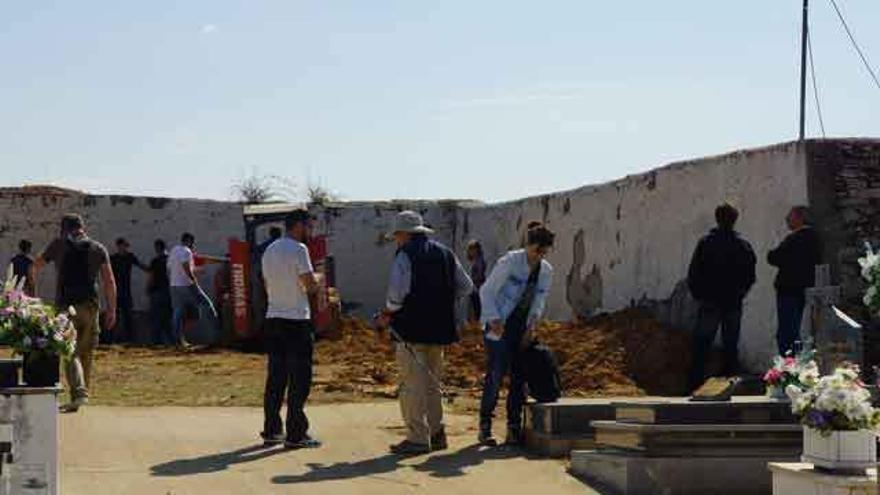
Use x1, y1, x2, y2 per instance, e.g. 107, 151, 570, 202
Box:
801, 427, 877, 473
767, 385, 788, 400
21, 353, 59, 388
0, 359, 20, 388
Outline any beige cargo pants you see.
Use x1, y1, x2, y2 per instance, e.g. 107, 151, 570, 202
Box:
65, 301, 100, 401
396, 343, 444, 445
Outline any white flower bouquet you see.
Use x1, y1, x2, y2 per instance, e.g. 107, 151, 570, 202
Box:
858, 243, 880, 316
786, 364, 880, 436
0, 273, 76, 358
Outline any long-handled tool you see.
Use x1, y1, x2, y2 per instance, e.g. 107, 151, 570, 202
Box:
373, 313, 457, 405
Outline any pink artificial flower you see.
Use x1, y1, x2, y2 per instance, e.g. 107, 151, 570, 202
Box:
764, 369, 782, 384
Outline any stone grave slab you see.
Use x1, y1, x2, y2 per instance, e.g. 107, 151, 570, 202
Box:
524, 398, 619, 458
613, 396, 796, 425
571, 450, 797, 495
591, 421, 802, 457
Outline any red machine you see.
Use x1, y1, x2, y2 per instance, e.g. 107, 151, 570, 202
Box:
232, 203, 340, 341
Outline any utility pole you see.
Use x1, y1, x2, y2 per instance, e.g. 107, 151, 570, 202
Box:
799, 0, 809, 141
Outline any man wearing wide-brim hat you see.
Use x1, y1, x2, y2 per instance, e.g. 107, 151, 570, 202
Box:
376, 210, 473, 455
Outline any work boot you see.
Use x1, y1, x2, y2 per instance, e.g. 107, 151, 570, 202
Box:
430, 428, 448, 451
389, 440, 430, 456
504, 426, 524, 447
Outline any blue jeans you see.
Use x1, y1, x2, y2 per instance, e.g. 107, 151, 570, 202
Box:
479, 337, 527, 432
170, 285, 218, 345
776, 293, 806, 356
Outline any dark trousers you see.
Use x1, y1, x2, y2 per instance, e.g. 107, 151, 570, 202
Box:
111, 292, 134, 344
479, 337, 527, 431
149, 290, 173, 345
690, 302, 742, 390
469, 292, 482, 322
263, 318, 314, 442
776, 293, 806, 357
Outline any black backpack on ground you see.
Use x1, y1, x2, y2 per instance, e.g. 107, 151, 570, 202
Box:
522, 341, 562, 403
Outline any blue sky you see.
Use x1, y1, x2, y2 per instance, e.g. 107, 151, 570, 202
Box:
2, 1, 879, 202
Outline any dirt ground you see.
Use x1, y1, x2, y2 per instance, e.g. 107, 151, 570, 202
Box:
61, 404, 598, 495
84, 310, 692, 410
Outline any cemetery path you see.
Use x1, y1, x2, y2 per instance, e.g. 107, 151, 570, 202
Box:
60, 402, 597, 495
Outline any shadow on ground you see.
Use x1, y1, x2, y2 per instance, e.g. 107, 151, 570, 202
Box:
150, 444, 288, 477
271, 444, 525, 485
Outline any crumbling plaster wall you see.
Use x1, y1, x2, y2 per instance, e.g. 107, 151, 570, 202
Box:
454, 142, 810, 371
6, 139, 874, 372
0, 191, 244, 310
313, 201, 462, 315
313, 142, 813, 371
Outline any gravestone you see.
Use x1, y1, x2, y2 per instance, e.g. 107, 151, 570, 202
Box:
569, 397, 801, 494
803, 265, 863, 374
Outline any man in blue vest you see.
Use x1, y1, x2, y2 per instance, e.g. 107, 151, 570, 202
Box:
376, 211, 473, 455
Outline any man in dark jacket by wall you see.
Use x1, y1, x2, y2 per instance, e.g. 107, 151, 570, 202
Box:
768, 206, 823, 356
688, 204, 756, 390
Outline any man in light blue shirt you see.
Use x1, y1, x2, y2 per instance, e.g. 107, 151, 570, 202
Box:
478, 224, 555, 446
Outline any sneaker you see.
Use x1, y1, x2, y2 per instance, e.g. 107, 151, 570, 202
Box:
430, 428, 448, 452
478, 430, 497, 447
260, 431, 284, 447
284, 435, 322, 450
389, 440, 430, 456
59, 397, 88, 414
504, 427, 524, 446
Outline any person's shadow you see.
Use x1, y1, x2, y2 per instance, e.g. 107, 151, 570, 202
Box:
412, 444, 523, 478
272, 444, 526, 485
271, 453, 404, 485
151, 444, 288, 477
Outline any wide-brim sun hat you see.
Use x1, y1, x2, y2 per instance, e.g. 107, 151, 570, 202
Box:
392, 210, 434, 234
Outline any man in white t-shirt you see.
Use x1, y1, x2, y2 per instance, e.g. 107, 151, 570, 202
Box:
167, 232, 218, 348
260, 209, 321, 449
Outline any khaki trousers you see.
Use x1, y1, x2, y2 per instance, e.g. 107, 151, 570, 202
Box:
65, 301, 100, 401
396, 343, 444, 445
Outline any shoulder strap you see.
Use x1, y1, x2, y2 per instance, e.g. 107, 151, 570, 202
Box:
516, 261, 542, 310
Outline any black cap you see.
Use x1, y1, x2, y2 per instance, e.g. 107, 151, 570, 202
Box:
284, 209, 312, 229
61, 214, 84, 232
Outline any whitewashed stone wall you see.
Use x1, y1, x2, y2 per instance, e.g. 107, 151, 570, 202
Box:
6, 139, 866, 371
0, 190, 244, 310
315, 142, 812, 371
454, 142, 810, 371
313, 201, 462, 315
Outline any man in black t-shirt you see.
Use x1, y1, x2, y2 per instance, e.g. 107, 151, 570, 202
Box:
147, 239, 173, 345
9, 239, 36, 296
109, 238, 147, 343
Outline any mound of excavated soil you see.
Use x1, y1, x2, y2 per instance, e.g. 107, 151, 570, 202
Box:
314, 309, 692, 398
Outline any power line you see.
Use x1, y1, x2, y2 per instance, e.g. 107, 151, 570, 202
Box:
808, 31, 826, 137
828, 0, 880, 91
